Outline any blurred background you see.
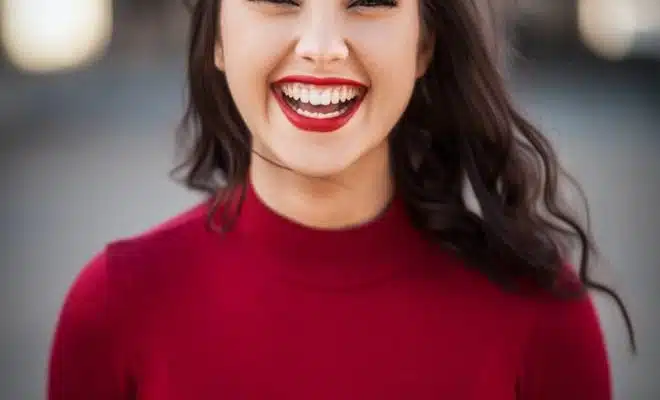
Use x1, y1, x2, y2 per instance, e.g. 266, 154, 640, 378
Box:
0, 0, 658, 398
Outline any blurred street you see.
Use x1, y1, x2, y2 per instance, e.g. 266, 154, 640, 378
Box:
1, 1, 659, 399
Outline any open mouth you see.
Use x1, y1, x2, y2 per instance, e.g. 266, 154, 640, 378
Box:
274, 83, 367, 120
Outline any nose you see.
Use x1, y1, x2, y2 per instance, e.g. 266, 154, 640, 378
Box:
295, 16, 349, 65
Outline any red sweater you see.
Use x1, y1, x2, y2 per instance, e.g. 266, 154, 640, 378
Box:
48, 184, 611, 399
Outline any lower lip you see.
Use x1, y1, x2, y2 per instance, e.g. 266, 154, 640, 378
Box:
272, 87, 365, 133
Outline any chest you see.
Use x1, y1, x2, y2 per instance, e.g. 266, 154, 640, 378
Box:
133, 275, 527, 399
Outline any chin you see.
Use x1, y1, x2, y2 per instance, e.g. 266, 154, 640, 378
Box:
282, 157, 357, 179
289, 164, 353, 179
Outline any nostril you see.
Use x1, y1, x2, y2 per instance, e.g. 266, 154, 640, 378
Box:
295, 38, 349, 63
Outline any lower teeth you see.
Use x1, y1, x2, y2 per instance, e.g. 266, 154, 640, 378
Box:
282, 93, 353, 119
294, 107, 347, 119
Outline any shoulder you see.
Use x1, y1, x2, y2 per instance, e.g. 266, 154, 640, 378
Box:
52, 200, 221, 349
107, 198, 218, 270
54, 251, 114, 330
101, 198, 223, 295
62, 199, 218, 319
522, 266, 607, 349
446, 260, 610, 396
515, 269, 611, 399
48, 203, 217, 398
525, 287, 607, 356
512, 265, 609, 366
112, 198, 213, 253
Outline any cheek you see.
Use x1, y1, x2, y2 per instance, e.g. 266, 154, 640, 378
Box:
352, 34, 421, 128
223, 29, 289, 74
220, 2, 294, 74
219, 9, 293, 124
347, 17, 422, 88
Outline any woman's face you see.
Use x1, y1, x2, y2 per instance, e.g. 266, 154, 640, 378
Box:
217, 0, 432, 177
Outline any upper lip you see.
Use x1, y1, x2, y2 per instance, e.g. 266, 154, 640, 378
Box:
273, 75, 367, 88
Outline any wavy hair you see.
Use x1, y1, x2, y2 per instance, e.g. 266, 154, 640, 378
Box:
174, 0, 635, 351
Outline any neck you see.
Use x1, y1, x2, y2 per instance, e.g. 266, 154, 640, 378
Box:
249, 144, 393, 230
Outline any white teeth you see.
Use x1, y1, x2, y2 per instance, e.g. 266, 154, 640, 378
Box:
280, 83, 362, 105
294, 107, 346, 119
309, 91, 322, 106
331, 90, 340, 104
321, 91, 331, 106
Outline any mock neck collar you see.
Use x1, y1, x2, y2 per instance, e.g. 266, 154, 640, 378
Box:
230, 181, 431, 289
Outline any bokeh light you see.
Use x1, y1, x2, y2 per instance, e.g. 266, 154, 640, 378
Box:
1, 0, 113, 73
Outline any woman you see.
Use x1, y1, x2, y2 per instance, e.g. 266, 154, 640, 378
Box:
48, 0, 635, 398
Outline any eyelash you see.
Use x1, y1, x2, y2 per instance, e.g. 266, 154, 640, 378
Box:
248, 0, 398, 9
348, 0, 398, 8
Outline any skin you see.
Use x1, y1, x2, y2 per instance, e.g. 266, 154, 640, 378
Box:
215, 0, 433, 229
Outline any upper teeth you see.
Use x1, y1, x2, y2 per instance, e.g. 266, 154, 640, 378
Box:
280, 83, 361, 106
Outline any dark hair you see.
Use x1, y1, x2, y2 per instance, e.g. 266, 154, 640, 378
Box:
174, 0, 635, 351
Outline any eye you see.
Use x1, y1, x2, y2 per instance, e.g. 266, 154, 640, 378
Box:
247, 0, 299, 6
348, 0, 398, 8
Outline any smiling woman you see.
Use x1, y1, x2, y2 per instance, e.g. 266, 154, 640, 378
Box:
48, 0, 635, 399
216, 0, 430, 184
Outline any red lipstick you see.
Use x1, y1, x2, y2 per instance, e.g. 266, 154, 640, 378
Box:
272, 75, 367, 133
275, 75, 365, 87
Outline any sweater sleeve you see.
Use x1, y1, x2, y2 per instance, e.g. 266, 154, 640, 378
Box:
518, 293, 612, 399
48, 250, 132, 400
